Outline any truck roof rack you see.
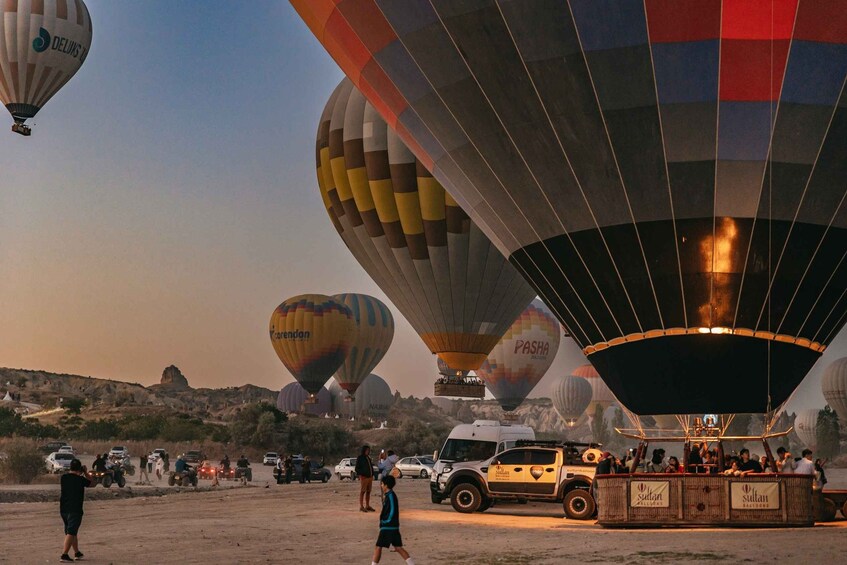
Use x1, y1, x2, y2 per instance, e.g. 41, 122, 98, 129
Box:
514, 440, 602, 449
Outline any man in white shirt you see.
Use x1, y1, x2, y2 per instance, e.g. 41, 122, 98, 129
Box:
794, 449, 815, 476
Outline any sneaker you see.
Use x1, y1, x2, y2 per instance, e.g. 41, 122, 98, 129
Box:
74, 551, 84, 560
366, 507, 376, 512
60, 555, 73, 562
359, 507, 367, 513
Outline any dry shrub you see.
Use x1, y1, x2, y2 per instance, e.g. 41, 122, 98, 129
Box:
0, 439, 45, 484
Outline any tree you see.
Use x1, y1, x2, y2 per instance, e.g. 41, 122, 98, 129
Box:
0, 440, 45, 484
62, 397, 86, 415
605, 407, 626, 451
591, 404, 610, 446
817, 406, 840, 460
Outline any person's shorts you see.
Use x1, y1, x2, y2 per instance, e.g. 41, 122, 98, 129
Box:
376, 529, 403, 548
61, 512, 83, 536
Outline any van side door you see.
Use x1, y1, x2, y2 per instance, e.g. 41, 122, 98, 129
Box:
487, 449, 528, 494
525, 449, 558, 496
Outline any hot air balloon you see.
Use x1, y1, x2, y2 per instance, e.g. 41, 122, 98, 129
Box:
436, 357, 470, 378
794, 408, 821, 448
571, 364, 616, 417
294, 2, 847, 416
331, 293, 394, 399
316, 78, 535, 391
476, 299, 561, 412
822, 357, 847, 426
328, 373, 394, 419
277, 383, 332, 416
0, 0, 93, 135
269, 294, 356, 400
552, 375, 592, 428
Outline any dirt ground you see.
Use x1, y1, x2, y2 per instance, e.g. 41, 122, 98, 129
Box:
2, 464, 847, 564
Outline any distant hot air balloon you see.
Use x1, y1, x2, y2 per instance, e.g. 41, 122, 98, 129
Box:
572, 364, 616, 417
328, 373, 394, 420
269, 294, 356, 400
552, 375, 592, 428
822, 358, 847, 426
476, 299, 561, 412
316, 79, 535, 380
277, 383, 332, 416
331, 293, 394, 399
294, 1, 847, 416
0, 0, 93, 135
794, 409, 821, 448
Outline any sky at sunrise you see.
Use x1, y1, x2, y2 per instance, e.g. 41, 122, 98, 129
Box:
0, 0, 836, 414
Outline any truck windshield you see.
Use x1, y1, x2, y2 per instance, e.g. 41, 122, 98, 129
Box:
439, 439, 497, 463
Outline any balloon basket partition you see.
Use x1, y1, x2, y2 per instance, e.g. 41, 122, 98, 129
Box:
434, 382, 485, 398
595, 474, 814, 527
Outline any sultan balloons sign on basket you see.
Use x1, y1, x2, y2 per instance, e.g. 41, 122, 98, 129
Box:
293, 1, 847, 415
0, 0, 93, 135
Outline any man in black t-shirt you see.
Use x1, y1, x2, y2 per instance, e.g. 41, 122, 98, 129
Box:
60, 459, 91, 562
738, 448, 763, 474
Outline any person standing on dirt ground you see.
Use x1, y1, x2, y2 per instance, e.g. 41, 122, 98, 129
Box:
301, 456, 312, 483
372, 475, 414, 565
138, 453, 149, 484
284, 455, 294, 484
155, 454, 164, 481
59, 459, 91, 563
162, 451, 170, 472
356, 445, 375, 512
275, 455, 285, 485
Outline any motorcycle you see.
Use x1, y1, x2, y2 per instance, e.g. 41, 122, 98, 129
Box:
88, 465, 126, 488
168, 466, 198, 487
234, 465, 252, 482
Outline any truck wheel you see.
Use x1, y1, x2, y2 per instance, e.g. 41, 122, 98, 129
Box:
563, 489, 596, 520
168, 475, 176, 486
102, 475, 113, 488
816, 498, 837, 522
451, 484, 482, 513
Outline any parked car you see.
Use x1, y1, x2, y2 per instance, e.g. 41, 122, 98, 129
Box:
45, 452, 75, 473
108, 446, 129, 458
263, 452, 280, 466
40, 441, 68, 454
292, 458, 332, 483
181, 450, 204, 464
396, 456, 436, 479
57, 445, 75, 456
334, 458, 357, 480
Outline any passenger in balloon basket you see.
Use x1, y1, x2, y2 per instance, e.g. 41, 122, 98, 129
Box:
664, 456, 683, 474
814, 458, 828, 490
590, 451, 616, 495
356, 445, 376, 512
776, 447, 796, 473
738, 448, 763, 474
372, 475, 414, 565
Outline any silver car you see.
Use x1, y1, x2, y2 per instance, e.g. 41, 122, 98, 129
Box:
334, 457, 357, 480
46, 452, 75, 473
395, 456, 435, 479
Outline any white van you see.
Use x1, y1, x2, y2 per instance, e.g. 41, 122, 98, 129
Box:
430, 420, 534, 503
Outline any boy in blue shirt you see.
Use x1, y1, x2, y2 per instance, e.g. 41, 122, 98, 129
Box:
372, 475, 414, 565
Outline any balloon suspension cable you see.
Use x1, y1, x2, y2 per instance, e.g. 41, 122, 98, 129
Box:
620, 404, 643, 436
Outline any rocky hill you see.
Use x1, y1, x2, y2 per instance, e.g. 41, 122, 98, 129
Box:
0, 366, 276, 418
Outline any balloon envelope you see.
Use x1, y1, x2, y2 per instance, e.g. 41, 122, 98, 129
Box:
794, 408, 821, 448
331, 293, 394, 397
294, 2, 847, 415
329, 373, 394, 420
269, 294, 356, 396
277, 383, 332, 416
476, 299, 561, 411
572, 364, 616, 416
822, 357, 847, 425
317, 79, 535, 373
0, 0, 93, 124
552, 375, 592, 427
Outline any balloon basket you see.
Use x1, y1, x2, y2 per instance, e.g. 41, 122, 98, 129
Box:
12, 123, 31, 136
303, 396, 317, 405
502, 412, 519, 422
434, 382, 485, 398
